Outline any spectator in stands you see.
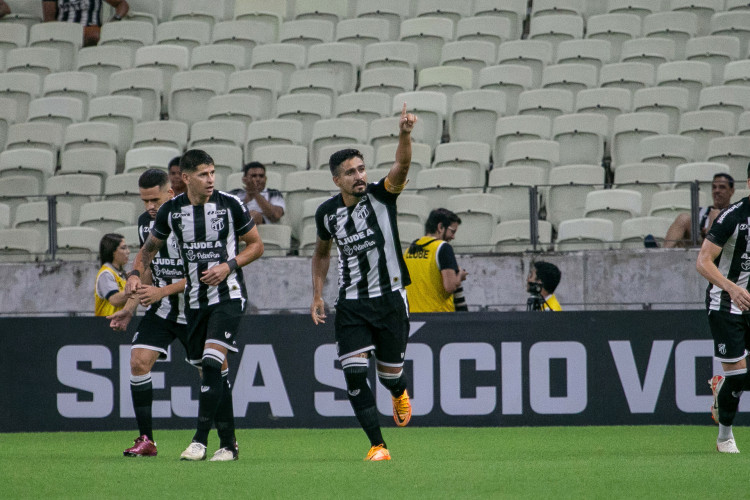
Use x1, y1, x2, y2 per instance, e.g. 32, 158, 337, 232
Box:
0, 1, 11, 18
168, 156, 185, 196
527, 261, 562, 311
664, 173, 735, 248
94, 233, 130, 317
230, 161, 284, 225
404, 208, 468, 312
42, 0, 129, 46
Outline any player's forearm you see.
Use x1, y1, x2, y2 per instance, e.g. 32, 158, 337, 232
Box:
311, 254, 329, 299
236, 240, 264, 268
109, 290, 131, 307
255, 196, 283, 222
390, 131, 412, 186
697, 253, 733, 292
133, 236, 163, 274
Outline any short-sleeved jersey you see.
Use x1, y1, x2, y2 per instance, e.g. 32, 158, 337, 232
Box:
404, 237, 459, 312
138, 211, 186, 324
44, 0, 102, 26
705, 198, 750, 314
151, 191, 254, 310
315, 179, 410, 300
94, 264, 126, 317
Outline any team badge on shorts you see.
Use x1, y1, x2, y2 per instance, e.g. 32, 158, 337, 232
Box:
719, 343, 727, 355
210, 217, 225, 232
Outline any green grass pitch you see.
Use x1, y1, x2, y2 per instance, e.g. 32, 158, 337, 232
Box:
2, 426, 748, 499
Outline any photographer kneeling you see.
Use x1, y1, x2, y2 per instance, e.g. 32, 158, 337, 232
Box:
527, 261, 562, 311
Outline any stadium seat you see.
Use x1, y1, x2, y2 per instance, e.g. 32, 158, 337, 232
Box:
297, 223, 319, 257
473, 0, 527, 40
284, 170, 337, 237
685, 36, 741, 86
679, 110, 736, 162
432, 142, 491, 187
233, 0, 286, 43
546, 164, 605, 226
315, 143, 374, 171
295, 0, 349, 23
503, 140, 560, 172
620, 37, 676, 71
496, 40, 554, 88
396, 194, 431, 225
307, 42, 363, 95
670, 0, 723, 37
0, 228, 45, 262
619, 216, 674, 249
227, 69, 283, 119
251, 43, 306, 93
575, 88, 633, 142
706, 136, 750, 182
723, 60, 750, 88
245, 119, 304, 161
27, 97, 83, 129
555, 218, 616, 251
99, 20, 154, 52
649, 189, 696, 219
415, 167, 478, 210
44, 173, 102, 223
76, 46, 134, 97
638, 135, 696, 175
0, 203, 9, 229
392, 91, 448, 150
190, 44, 245, 79
528, 15, 584, 58
309, 118, 369, 168
104, 173, 143, 215
354, 0, 408, 41
206, 94, 262, 129
555, 39, 614, 72
212, 20, 270, 66
368, 116, 405, 152
78, 201, 137, 235
55, 226, 103, 261
134, 45, 190, 115
114, 224, 141, 252
374, 143, 432, 177
132, 120, 188, 150
335, 92, 391, 124
643, 11, 698, 59
109, 68, 164, 122
517, 88, 575, 121
363, 42, 419, 71
416, 66, 474, 113
487, 165, 547, 221
0, 175, 40, 220
710, 11, 750, 58
491, 219, 554, 253
656, 61, 712, 111
731, 188, 750, 203
88, 95, 143, 170
586, 13, 641, 61
599, 62, 655, 94
168, 70, 226, 126
541, 63, 598, 100
439, 41, 497, 86
583, 189, 642, 238
0, 97, 16, 151
414, 0, 470, 23
256, 224, 292, 257
63, 122, 119, 154
493, 115, 552, 168
399, 17, 455, 71
613, 162, 672, 213
0, 73, 41, 123
5, 122, 63, 156
531, 0, 585, 18
449, 90, 506, 147
279, 19, 334, 49
738, 110, 750, 135
612, 112, 670, 168
552, 113, 608, 166
58, 148, 116, 183
288, 68, 340, 101
0, 0, 43, 28
335, 18, 391, 50
28, 22, 82, 71
253, 144, 308, 179
359, 68, 414, 98
445, 193, 502, 253
14, 200, 72, 250
478, 64, 533, 116
632, 87, 690, 134
456, 16, 512, 50
169, 0, 224, 27
698, 85, 750, 121
189, 119, 245, 149
397, 220, 424, 251
5, 47, 59, 79
124, 146, 181, 175
276, 93, 333, 147
0, 149, 55, 192
198, 144, 243, 181
156, 20, 211, 50
673, 162, 731, 191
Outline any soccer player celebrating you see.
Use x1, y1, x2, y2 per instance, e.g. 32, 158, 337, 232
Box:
310, 104, 416, 461
697, 163, 750, 454
126, 150, 264, 461
108, 169, 188, 457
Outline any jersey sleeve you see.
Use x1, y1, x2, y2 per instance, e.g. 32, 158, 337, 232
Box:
96, 270, 120, 300
368, 177, 399, 205
707, 204, 741, 247
436, 242, 459, 272
151, 202, 172, 240
229, 195, 255, 236
315, 203, 332, 241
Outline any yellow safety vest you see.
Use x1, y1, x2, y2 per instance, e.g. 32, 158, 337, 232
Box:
542, 294, 562, 311
94, 264, 127, 317
404, 237, 455, 313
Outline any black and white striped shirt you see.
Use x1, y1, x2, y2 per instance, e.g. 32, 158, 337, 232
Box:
138, 211, 186, 324
45, 0, 102, 26
706, 198, 750, 314
152, 191, 254, 310
315, 178, 410, 300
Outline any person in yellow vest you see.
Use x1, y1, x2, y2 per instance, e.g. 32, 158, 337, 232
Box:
404, 208, 468, 312
94, 233, 130, 316
527, 261, 562, 311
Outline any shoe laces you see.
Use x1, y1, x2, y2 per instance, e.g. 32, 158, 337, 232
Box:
394, 393, 410, 414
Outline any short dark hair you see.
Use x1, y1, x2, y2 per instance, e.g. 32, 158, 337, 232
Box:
424, 208, 461, 234
714, 172, 734, 189
533, 261, 561, 294
99, 233, 124, 266
138, 168, 169, 190
168, 156, 181, 169
180, 149, 214, 173
243, 161, 265, 176
329, 148, 364, 175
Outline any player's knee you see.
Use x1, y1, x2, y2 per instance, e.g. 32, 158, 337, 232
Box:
130, 353, 154, 376
201, 348, 225, 373
377, 368, 402, 385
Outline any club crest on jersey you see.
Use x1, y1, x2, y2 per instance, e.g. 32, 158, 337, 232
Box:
353, 203, 369, 220
210, 217, 224, 232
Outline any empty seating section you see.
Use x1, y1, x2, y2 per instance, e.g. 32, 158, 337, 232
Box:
5, 0, 750, 258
